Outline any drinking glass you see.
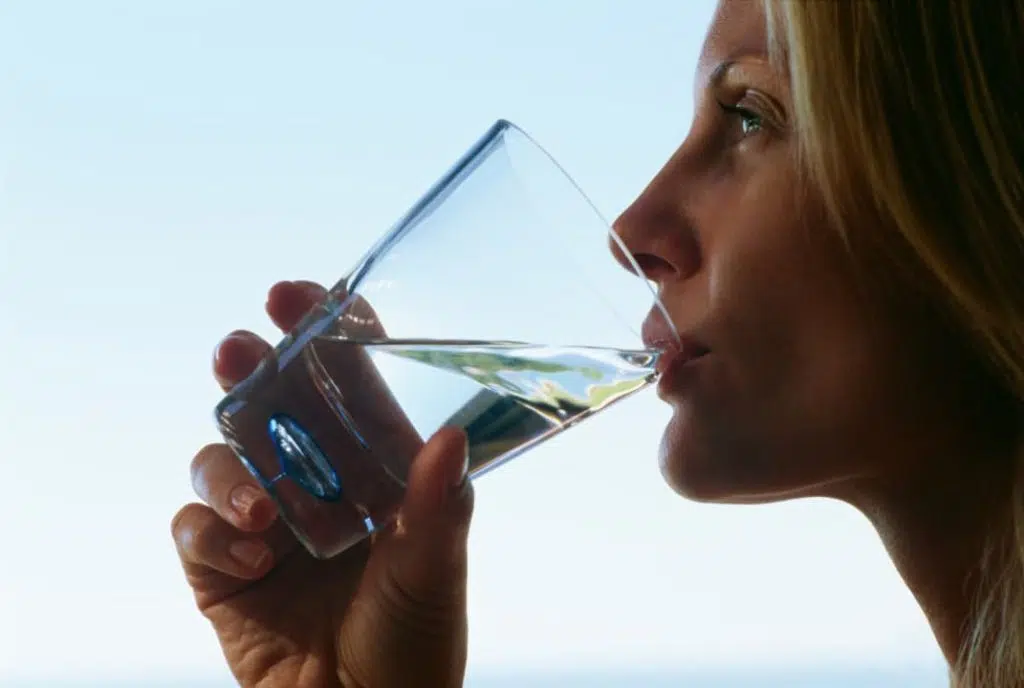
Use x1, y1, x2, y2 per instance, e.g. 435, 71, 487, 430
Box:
215, 119, 678, 559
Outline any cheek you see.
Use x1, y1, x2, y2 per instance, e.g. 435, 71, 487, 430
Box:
659, 182, 889, 500
659, 303, 888, 502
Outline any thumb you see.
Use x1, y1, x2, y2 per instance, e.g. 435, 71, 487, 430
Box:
381, 425, 474, 604
337, 427, 474, 688
400, 425, 473, 540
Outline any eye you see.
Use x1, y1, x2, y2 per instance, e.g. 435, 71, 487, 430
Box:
718, 102, 764, 137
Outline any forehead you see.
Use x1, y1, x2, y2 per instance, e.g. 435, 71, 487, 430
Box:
696, 0, 771, 86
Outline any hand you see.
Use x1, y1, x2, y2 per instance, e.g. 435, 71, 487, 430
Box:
171, 280, 475, 688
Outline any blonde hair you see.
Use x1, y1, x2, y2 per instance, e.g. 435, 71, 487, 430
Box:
765, 0, 1024, 684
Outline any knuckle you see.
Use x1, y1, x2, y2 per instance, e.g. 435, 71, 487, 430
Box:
190, 443, 225, 481
171, 503, 227, 562
170, 503, 206, 544
375, 570, 464, 640
189, 526, 224, 565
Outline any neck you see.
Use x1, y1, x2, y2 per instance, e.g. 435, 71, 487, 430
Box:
858, 478, 1007, 665
843, 423, 1017, 668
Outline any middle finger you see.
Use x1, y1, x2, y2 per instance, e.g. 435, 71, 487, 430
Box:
191, 442, 278, 532
212, 280, 327, 392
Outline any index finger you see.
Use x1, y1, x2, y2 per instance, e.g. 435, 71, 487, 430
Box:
212, 280, 327, 393
213, 331, 270, 392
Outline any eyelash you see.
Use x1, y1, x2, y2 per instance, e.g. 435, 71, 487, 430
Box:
718, 102, 764, 137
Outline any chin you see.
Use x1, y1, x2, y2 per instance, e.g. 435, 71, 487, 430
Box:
657, 407, 797, 505
658, 408, 734, 502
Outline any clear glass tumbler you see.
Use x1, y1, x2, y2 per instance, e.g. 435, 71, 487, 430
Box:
215, 119, 678, 559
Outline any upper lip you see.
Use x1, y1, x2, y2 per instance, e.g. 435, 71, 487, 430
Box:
641, 309, 710, 371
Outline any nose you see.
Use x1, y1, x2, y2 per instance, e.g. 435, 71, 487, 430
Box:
610, 172, 701, 287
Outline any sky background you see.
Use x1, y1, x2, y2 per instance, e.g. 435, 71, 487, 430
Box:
1, 1, 948, 685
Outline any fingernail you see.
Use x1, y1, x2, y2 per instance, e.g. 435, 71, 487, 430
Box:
213, 332, 249, 376
230, 485, 266, 519
229, 540, 271, 570
449, 445, 470, 493
294, 280, 327, 301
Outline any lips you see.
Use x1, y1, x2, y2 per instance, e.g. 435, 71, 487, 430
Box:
641, 309, 710, 375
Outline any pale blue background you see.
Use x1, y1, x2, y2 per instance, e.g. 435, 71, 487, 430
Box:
1, 1, 947, 685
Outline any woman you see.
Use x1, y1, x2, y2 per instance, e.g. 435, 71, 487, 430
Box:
171, 0, 1024, 685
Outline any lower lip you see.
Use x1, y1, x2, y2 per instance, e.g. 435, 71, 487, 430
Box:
656, 351, 708, 395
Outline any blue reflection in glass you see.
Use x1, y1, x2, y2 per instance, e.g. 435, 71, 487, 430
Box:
267, 414, 343, 501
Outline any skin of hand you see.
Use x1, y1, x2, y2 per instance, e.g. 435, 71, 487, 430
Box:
172, 280, 474, 688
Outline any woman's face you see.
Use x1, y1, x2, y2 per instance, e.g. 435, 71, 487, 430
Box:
618, 0, 980, 503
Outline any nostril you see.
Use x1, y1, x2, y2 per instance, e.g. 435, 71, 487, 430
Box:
632, 252, 676, 282
611, 199, 701, 283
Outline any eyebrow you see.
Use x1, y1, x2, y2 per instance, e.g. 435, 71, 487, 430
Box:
703, 53, 777, 91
